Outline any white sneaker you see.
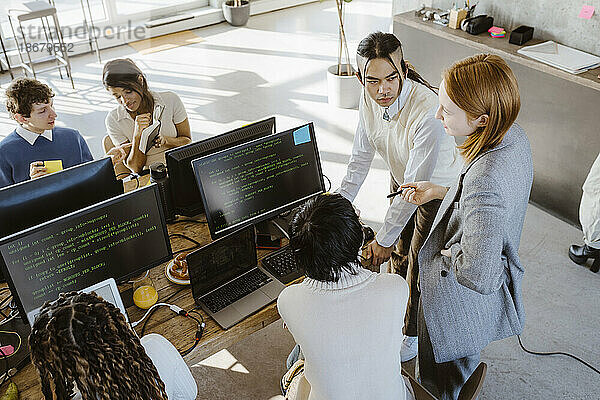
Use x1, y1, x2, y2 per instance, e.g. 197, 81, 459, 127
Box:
401, 336, 418, 362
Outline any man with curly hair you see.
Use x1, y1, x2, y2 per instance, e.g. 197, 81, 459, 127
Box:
0, 78, 94, 188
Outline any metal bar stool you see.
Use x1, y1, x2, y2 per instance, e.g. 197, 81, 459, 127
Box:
48, 0, 102, 62
8, 1, 75, 88
0, 28, 14, 80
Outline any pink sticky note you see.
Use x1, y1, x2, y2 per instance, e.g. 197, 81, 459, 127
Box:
488, 26, 504, 34
578, 5, 595, 19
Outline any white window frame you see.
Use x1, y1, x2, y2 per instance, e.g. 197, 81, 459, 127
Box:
102, 0, 210, 26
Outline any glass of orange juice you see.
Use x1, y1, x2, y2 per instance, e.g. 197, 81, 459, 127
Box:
132, 274, 158, 309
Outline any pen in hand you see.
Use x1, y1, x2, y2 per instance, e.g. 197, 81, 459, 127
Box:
386, 188, 405, 199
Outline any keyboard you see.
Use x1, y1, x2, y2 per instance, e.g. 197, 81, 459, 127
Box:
261, 245, 303, 284
200, 268, 272, 313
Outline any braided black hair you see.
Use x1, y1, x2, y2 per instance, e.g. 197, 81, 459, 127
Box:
29, 292, 168, 400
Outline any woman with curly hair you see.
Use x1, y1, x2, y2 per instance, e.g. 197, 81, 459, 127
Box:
29, 291, 196, 400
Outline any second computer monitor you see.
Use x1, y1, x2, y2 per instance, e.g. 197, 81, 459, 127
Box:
192, 122, 325, 239
166, 117, 276, 217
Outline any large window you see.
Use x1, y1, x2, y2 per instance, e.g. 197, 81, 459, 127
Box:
0, 0, 208, 45
114, 0, 208, 18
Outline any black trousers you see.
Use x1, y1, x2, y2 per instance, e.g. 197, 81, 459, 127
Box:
389, 176, 441, 336
417, 299, 480, 400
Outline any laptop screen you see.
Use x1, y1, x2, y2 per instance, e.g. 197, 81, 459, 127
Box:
188, 227, 256, 298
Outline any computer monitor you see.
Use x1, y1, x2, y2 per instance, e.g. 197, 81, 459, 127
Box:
165, 117, 276, 217
0, 185, 172, 324
192, 122, 325, 239
0, 157, 123, 240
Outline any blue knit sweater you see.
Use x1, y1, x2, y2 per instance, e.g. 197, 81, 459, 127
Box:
0, 127, 93, 188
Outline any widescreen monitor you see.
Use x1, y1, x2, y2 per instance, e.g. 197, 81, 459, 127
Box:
192, 122, 325, 239
165, 117, 276, 217
0, 157, 123, 239
0, 185, 172, 324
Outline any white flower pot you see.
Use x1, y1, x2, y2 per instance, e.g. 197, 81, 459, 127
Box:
326, 64, 361, 109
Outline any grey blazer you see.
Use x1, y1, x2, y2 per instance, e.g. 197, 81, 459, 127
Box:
418, 123, 533, 363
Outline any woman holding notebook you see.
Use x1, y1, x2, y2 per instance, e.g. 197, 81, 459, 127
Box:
103, 58, 191, 173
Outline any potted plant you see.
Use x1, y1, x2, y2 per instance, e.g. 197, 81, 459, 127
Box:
222, 0, 251, 26
326, 0, 361, 109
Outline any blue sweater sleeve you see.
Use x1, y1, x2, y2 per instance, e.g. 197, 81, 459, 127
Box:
0, 157, 14, 188
76, 130, 93, 162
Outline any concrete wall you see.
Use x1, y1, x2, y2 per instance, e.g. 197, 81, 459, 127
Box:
392, 0, 430, 16
427, 0, 600, 56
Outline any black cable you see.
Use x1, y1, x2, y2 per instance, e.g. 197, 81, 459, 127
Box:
169, 233, 202, 255
180, 309, 206, 356
179, 313, 201, 356
139, 288, 187, 336
116, 172, 140, 189
322, 174, 332, 192
170, 219, 208, 225
517, 335, 600, 375
140, 306, 160, 337
168, 233, 201, 247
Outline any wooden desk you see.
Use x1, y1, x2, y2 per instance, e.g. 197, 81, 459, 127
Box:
3, 209, 288, 399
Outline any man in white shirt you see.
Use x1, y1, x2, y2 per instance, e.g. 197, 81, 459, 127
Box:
569, 152, 600, 272
337, 32, 462, 361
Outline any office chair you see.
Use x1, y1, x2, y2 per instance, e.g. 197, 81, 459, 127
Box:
402, 362, 488, 400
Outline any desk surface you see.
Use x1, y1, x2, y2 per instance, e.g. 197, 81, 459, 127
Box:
394, 11, 600, 93
2, 185, 289, 399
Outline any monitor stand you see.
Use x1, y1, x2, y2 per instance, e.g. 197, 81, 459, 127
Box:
255, 216, 291, 240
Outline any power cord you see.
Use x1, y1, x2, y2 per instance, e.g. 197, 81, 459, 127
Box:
180, 309, 205, 356
130, 302, 205, 357
517, 335, 600, 375
169, 233, 202, 255
322, 174, 332, 192
170, 219, 208, 225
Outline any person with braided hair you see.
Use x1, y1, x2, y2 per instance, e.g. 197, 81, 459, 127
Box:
337, 31, 462, 361
29, 291, 197, 400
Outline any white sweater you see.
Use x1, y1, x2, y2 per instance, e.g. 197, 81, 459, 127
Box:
277, 267, 410, 400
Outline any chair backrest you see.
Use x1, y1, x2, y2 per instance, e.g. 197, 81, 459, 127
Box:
404, 373, 437, 400
457, 362, 487, 400
103, 134, 115, 153
401, 362, 487, 400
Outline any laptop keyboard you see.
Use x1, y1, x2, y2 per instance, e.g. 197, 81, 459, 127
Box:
201, 268, 272, 313
261, 245, 303, 284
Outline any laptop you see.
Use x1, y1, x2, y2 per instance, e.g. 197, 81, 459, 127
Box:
26, 278, 128, 326
187, 227, 285, 329
81, 278, 129, 323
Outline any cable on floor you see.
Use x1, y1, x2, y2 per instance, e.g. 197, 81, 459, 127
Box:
517, 335, 600, 375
